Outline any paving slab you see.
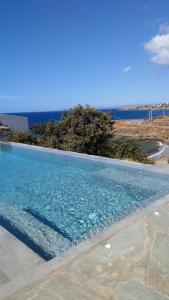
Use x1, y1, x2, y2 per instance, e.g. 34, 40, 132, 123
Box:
147, 231, 169, 295
5, 273, 104, 300
0, 271, 9, 288
114, 280, 169, 300
0, 226, 44, 283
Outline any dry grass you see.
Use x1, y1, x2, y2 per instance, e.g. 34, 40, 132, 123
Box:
114, 117, 169, 142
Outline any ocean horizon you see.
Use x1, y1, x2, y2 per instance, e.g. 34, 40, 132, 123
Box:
7, 108, 169, 127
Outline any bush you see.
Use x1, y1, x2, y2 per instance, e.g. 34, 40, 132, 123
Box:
111, 137, 153, 164
11, 132, 36, 145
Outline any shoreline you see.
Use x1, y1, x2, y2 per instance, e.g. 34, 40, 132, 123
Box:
121, 107, 169, 111
148, 142, 169, 159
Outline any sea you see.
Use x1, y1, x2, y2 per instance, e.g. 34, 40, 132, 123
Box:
8, 108, 169, 127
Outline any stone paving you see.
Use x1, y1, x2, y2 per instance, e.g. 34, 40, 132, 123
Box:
1, 197, 168, 300
0, 226, 44, 289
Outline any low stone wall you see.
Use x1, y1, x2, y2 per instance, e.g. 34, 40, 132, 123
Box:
0, 125, 11, 141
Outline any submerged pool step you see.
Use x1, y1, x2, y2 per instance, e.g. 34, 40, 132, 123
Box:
0, 202, 72, 260
24, 208, 73, 242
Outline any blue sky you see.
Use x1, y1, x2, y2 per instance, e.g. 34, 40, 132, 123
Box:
0, 0, 169, 112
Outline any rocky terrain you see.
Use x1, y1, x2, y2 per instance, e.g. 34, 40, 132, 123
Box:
0, 121, 11, 142
114, 117, 169, 142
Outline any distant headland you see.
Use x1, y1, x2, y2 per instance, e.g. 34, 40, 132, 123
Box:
121, 102, 169, 111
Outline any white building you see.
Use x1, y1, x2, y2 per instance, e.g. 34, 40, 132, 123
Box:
0, 114, 28, 132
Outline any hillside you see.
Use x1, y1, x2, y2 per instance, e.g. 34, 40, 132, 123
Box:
114, 116, 169, 142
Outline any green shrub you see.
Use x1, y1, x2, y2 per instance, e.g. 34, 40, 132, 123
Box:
11, 132, 36, 145
111, 137, 153, 164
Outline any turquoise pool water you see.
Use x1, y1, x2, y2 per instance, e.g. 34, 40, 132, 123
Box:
1, 143, 169, 259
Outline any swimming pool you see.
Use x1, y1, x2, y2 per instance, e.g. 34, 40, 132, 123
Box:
1, 142, 169, 260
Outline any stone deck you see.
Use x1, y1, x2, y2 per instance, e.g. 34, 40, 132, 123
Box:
0, 226, 44, 289
0, 196, 169, 299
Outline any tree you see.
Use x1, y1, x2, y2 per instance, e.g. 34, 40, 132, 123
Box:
32, 105, 114, 156
57, 105, 114, 156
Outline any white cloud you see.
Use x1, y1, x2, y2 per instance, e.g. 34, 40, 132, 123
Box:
0, 95, 23, 100
123, 65, 132, 73
144, 24, 169, 65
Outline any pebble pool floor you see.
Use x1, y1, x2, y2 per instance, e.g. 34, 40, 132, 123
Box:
1, 143, 169, 259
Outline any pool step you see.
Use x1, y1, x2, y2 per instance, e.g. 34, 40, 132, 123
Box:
24, 208, 73, 241
0, 202, 72, 260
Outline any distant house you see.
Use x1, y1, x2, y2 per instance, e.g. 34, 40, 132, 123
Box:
0, 114, 28, 132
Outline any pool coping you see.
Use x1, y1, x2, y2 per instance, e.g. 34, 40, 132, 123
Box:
1, 192, 169, 299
